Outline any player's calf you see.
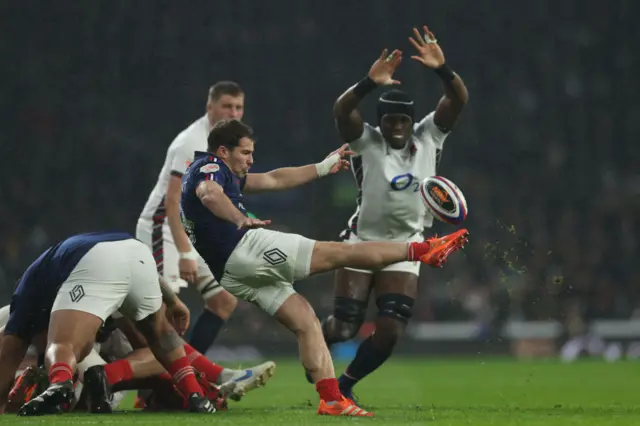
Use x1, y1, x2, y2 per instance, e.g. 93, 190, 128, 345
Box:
134, 309, 215, 413
339, 294, 414, 399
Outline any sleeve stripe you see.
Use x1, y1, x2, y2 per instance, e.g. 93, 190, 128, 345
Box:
170, 170, 184, 178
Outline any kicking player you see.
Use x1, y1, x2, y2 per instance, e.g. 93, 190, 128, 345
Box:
137, 81, 244, 355
180, 119, 469, 417
0, 232, 216, 415
320, 25, 470, 401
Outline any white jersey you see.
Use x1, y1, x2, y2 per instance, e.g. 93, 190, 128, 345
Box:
344, 111, 448, 242
139, 115, 211, 226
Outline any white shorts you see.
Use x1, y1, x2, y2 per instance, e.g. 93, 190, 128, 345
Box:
343, 233, 423, 276
220, 228, 315, 315
51, 239, 162, 322
136, 219, 223, 299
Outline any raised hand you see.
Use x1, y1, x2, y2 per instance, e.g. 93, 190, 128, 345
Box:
408, 25, 445, 69
367, 49, 403, 85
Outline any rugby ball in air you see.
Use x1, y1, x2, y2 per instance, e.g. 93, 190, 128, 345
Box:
420, 176, 468, 225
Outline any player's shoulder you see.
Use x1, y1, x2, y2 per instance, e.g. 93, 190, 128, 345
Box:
413, 111, 448, 139
169, 116, 208, 151
188, 152, 229, 176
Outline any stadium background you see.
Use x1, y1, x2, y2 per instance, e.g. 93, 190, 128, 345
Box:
0, 0, 638, 359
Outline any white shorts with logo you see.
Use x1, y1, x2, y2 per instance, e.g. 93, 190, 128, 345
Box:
51, 239, 162, 322
220, 228, 315, 315
343, 232, 423, 276
136, 219, 223, 299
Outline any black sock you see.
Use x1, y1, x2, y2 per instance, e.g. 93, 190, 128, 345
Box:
339, 335, 392, 391
188, 309, 225, 354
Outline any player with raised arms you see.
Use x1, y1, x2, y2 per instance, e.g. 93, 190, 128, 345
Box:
180, 119, 469, 417
318, 25, 470, 402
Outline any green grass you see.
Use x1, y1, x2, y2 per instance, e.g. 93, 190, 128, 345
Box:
5, 358, 640, 425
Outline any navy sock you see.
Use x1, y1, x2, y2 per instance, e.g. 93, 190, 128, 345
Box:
339, 336, 392, 392
188, 309, 225, 354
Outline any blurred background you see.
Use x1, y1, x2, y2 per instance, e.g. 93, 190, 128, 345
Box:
1, 0, 638, 358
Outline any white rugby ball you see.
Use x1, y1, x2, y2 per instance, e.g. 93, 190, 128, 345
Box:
419, 176, 468, 225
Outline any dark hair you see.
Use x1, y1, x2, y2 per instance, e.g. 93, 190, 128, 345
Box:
208, 81, 244, 101
207, 119, 254, 152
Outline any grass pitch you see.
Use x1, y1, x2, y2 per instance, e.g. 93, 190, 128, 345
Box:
3, 358, 639, 425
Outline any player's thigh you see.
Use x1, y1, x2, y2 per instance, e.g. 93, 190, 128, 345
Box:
225, 228, 314, 283
221, 273, 296, 316
373, 269, 419, 300
119, 240, 163, 322
48, 310, 103, 361
136, 221, 185, 293
334, 268, 374, 301
51, 241, 133, 324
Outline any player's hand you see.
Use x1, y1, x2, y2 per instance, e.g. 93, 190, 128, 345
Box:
325, 143, 354, 175
179, 258, 198, 284
236, 216, 272, 230
408, 25, 445, 69
166, 297, 191, 336
367, 48, 402, 85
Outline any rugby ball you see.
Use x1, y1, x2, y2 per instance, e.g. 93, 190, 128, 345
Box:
419, 176, 468, 224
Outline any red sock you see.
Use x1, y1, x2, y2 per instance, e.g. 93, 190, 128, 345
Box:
167, 356, 203, 397
407, 241, 431, 261
184, 343, 224, 383
104, 359, 134, 386
49, 362, 73, 384
315, 378, 342, 403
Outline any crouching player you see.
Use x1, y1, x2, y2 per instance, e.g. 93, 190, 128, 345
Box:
0, 231, 217, 415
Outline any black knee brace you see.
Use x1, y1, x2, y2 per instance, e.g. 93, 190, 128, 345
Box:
330, 297, 368, 340
334, 297, 368, 324
376, 294, 415, 325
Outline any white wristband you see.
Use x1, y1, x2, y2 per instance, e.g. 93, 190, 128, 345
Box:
179, 251, 198, 261
315, 153, 341, 177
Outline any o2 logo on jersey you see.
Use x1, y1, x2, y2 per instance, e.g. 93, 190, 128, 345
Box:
390, 173, 420, 192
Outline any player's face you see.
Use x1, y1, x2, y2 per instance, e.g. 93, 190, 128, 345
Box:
224, 137, 254, 177
380, 114, 413, 149
207, 94, 245, 123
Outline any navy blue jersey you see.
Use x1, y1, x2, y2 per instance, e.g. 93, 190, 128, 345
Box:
5, 231, 132, 342
180, 151, 248, 281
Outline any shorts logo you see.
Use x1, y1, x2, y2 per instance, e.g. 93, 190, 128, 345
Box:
200, 163, 220, 173
263, 248, 287, 266
69, 284, 85, 303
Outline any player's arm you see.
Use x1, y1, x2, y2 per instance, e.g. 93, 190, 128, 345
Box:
166, 176, 194, 257
159, 276, 190, 335
165, 143, 199, 283
409, 25, 469, 131
0, 334, 30, 413
334, 49, 403, 142
244, 144, 352, 193
196, 180, 248, 227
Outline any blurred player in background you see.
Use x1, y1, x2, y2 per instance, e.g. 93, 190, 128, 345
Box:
137, 81, 244, 355
319, 25, 469, 402
180, 119, 468, 416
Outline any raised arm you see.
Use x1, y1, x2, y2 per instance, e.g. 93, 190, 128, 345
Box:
244, 144, 352, 193
334, 49, 403, 142
408, 25, 469, 131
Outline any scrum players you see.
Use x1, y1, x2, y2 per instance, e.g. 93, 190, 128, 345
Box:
319, 25, 469, 402
180, 119, 468, 416
0, 232, 216, 415
137, 81, 244, 355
